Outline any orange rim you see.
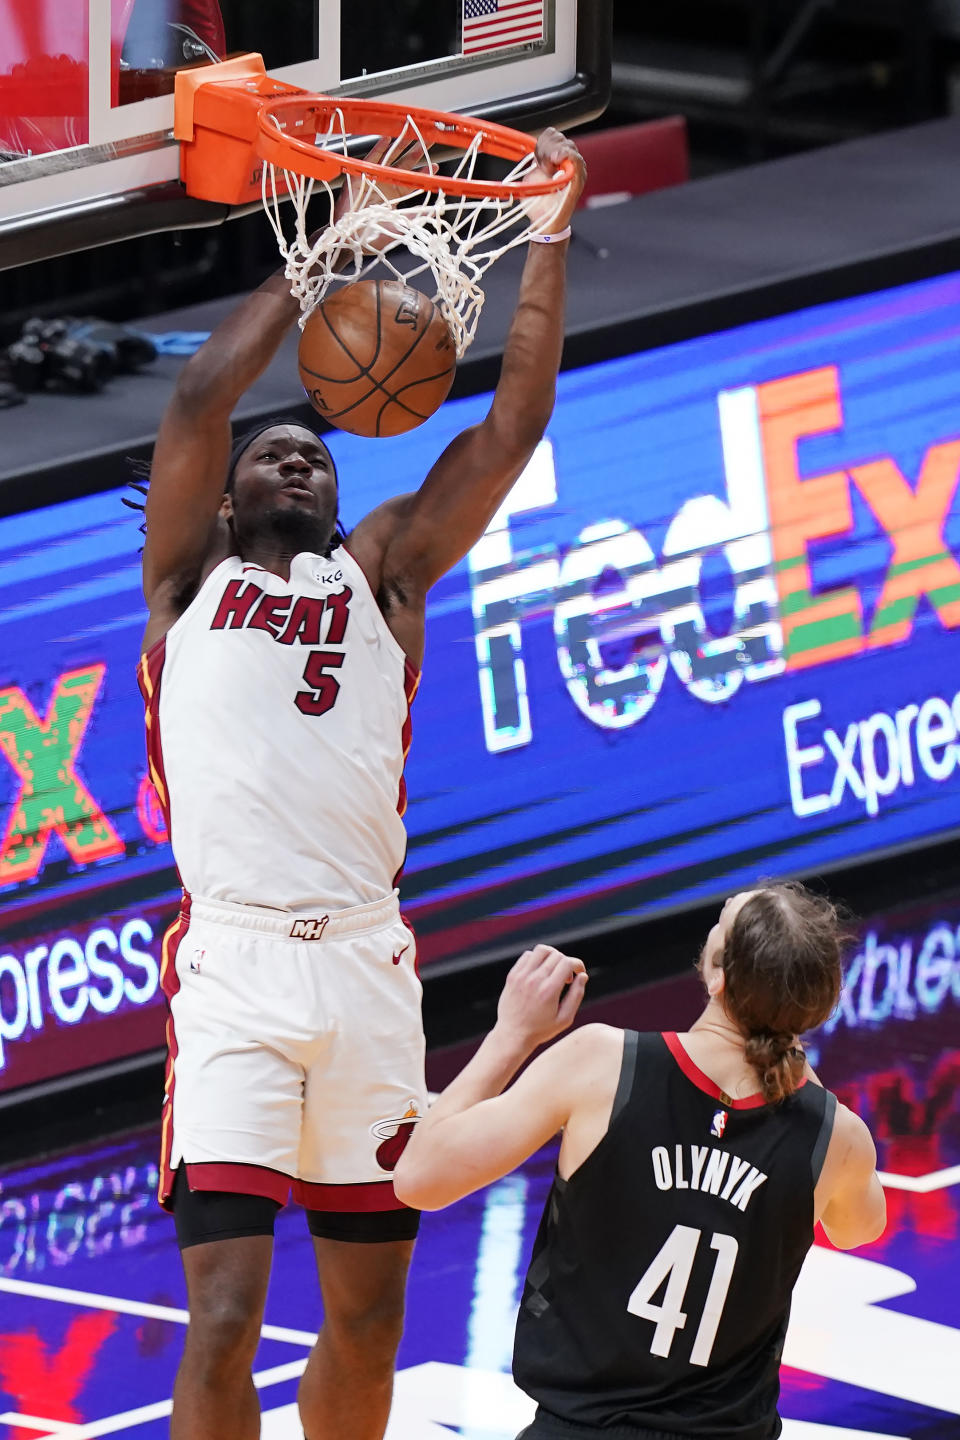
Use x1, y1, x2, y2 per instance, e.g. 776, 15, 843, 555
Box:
256, 94, 575, 199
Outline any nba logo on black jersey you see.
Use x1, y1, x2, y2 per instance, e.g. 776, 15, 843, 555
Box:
711, 1108, 728, 1138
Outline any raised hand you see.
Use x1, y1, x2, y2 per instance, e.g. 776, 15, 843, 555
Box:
335, 132, 434, 213
520, 126, 587, 235
497, 943, 588, 1049
331, 132, 435, 255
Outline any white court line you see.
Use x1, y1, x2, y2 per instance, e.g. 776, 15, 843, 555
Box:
878, 1164, 960, 1194
252, 1361, 308, 1388
782, 1425, 908, 1440
0, 1280, 313, 1439
0, 1417, 74, 1434
0, 1276, 316, 1347
0, 1361, 310, 1440
9, 1359, 309, 1440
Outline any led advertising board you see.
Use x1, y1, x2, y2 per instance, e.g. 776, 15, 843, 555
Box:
1, 269, 959, 1094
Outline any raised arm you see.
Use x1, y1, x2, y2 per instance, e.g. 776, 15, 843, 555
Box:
348, 130, 586, 632
142, 136, 432, 646
393, 944, 597, 1210
141, 269, 301, 635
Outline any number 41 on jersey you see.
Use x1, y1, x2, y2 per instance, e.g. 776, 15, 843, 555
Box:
628, 1224, 739, 1367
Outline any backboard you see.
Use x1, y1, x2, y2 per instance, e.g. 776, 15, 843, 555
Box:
0, 0, 611, 270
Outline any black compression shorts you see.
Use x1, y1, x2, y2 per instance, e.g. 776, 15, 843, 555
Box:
172, 1168, 420, 1249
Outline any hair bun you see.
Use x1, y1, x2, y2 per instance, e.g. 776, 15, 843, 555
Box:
744, 1030, 805, 1105
759, 1029, 795, 1058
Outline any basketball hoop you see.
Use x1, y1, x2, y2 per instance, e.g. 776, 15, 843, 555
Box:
175, 56, 575, 357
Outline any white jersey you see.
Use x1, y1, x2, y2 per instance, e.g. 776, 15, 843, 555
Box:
139, 547, 417, 912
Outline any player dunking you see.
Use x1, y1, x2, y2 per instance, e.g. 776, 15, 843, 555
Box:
138, 129, 585, 1440
395, 883, 887, 1439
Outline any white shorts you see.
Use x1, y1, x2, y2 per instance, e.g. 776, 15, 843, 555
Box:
158, 891, 426, 1214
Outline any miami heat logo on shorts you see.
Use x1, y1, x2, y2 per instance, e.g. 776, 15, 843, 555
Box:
370, 1100, 421, 1171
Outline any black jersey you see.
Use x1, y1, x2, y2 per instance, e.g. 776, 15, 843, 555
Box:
513, 1031, 837, 1440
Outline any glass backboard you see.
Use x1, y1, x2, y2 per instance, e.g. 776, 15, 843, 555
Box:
0, 0, 610, 269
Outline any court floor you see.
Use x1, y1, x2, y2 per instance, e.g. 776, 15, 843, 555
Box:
0, 955, 958, 1440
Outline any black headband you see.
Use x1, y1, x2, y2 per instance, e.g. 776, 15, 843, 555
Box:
226, 420, 337, 492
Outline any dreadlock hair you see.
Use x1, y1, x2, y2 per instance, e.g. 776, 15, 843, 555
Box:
122, 463, 150, 542
124, 417, 347, 555
718, 882, 849, 1105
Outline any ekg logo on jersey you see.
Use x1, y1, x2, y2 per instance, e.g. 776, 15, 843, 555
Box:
469, 365, 960, 753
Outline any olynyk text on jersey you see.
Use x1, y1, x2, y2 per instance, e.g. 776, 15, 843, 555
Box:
651, 1145, 769, 1212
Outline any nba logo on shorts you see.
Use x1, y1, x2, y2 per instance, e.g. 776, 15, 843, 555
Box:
711, 1109, 728, 1139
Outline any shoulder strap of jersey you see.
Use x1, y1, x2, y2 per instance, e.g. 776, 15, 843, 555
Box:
570, 1030, 660, 1161
611, 1029, 640, 1128
788, 1077, 839, 1184
810, 1087, 838, 1185
614, 1030, 675, 1117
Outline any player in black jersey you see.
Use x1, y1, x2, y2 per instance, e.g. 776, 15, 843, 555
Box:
395, 882, 886, 1439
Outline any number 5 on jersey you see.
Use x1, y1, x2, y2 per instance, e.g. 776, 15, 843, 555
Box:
296, 649, 344, 715
627, 1225, 738, 1367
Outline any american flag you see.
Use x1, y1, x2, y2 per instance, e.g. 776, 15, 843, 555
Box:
462, 0, 545, 56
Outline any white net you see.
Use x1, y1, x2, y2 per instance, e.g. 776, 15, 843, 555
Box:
260, 109, 569, 358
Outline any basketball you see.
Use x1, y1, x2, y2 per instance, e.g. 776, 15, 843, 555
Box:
298, 279, 457, 438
